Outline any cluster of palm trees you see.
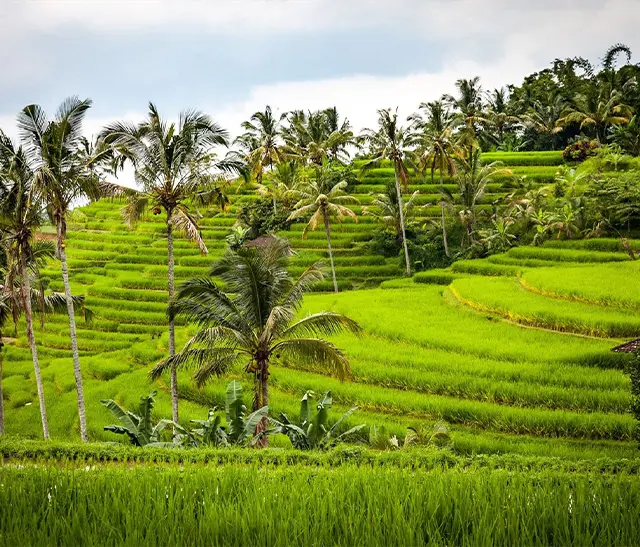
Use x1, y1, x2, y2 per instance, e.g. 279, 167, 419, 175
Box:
0, 99, 97, 440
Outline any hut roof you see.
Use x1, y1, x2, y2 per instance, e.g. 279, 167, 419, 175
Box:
244, 235, 278, 248
611, 338, 640, 353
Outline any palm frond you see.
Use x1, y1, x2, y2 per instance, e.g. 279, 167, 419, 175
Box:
272, 338, 351, 381
172, 207, 207, 254
281, 312, 361, 339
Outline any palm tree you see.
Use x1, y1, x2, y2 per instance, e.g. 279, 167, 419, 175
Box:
235, 106, 286, 185
361, 108, 412, 275
0, 240, 89, 437
409, 100, 458, 256
0, 269, 8, 436
557, 86, 632, 142
365, 185, 420, 240
485, 88, 521, 147
454, 149, 510, 246
523, 92, 567, 149
288, 164, 358, 293
256, 161, 303, 214
281, 109, 354, 166
445, 77, 488, 146
100, 103, 239, 423
16, 97, 99, 442
322, 107, 354, 163
611, 115, 640, 156
151, 237, 360, 444
0, 134, 49, 439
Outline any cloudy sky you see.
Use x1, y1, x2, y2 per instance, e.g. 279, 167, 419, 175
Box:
1, 0, 640, 142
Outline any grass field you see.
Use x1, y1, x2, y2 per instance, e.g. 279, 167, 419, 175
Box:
1, 151, 639, 545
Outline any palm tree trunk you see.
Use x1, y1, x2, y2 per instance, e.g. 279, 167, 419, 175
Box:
167, 212, 179, 424
439, 171, 450, 258
323, 210, 338, 293
394, 168, 411, 276
20, 252, 49, 440
257, 360, 269, 448
0, 341, 4, 435
57, 229, 88, 442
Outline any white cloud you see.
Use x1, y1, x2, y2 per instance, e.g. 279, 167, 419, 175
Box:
2, 0, 640, 191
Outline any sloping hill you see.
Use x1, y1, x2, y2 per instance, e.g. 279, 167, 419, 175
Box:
3, 151, 638, 461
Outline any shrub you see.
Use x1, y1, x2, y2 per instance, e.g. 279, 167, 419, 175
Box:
562, 138, 600, 162
237, 197, 293, 239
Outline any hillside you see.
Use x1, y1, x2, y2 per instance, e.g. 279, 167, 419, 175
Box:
1, 151, 639, 462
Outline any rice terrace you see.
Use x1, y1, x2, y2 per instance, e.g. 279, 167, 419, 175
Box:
2, 23, 640, 546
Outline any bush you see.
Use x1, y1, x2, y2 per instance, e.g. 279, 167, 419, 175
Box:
237, 197, 293, 239
563, 139, 600, 162
407, 240, 451, 272
367, 231, 400, 258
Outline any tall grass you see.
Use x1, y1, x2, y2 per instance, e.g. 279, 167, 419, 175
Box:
1, 464, 638, 546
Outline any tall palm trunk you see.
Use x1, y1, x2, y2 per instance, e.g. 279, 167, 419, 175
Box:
0, 340, 4, 435
20, 252, 49, 440
57, 227, 88, 442
394, 167, 411, 276
323, 210, 338, 293
439, 171, 450, 257
253, 359, 269, 448
166, 211, 179, 424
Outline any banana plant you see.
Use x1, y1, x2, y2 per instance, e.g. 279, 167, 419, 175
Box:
272, 390, 365, 450
101, 391, 176, 446
225, 380, 270, 446
189, 408, 228, 447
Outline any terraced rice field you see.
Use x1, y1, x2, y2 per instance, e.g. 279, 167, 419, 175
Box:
1, 151, 639, 464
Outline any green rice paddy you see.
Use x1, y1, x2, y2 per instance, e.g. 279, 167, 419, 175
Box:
1, 151, 639, 545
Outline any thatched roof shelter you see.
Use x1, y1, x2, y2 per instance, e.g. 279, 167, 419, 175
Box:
243, 235, 294, 255
244, 235, 279, 248
611, 338, 640, 353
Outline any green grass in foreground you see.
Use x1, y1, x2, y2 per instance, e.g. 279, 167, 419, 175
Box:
1, 460, 638, 546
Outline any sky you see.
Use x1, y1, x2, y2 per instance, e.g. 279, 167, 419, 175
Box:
1, 0, 640, 145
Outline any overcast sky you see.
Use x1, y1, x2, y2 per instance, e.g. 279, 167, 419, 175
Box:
1, 0, 640, 142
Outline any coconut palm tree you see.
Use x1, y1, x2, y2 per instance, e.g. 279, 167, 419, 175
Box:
0, 134, 50, 439
485, 88, 521, 147
151, 237, 360, 444
557, 86, 632, 142
288, 163, 358, 293
0, 240, 89, 437
256, 161, 303, 214
322, 107, 354, 163
444, 77, 488, 146
522, 92, 567, 148
361, 108, 412, 275
100, 103, 239, 423
235, 106, 286, 184
454, 149, 510, 246
281, 108, 354, 166
365, 185, 420, 240
0, 268, 8, 435
15, 97, 100, 442
409, 100, 459, 256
